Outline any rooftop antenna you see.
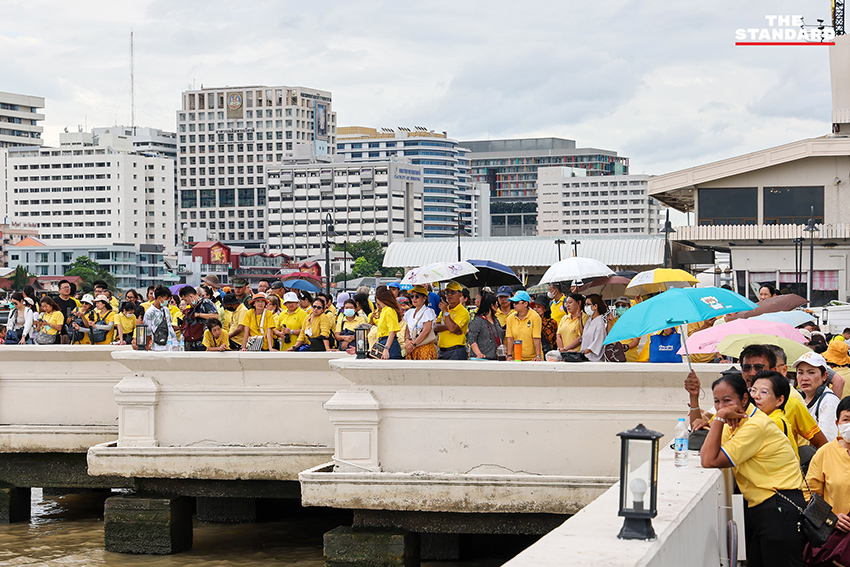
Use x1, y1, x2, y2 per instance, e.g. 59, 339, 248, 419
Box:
130, 30, 135, 130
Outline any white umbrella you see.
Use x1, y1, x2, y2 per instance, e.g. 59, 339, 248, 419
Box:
538, 257, 614, 286
401, 261, 479, 285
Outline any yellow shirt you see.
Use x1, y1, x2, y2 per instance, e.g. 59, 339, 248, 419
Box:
88, 310, 115, 345
806, 439, 850, 514
437, 303, 470, 349
786, 390, 822, 446
766, 408, 799, 458
549, 296, 568, 324
242, 308, 275, 350
115, 312, 137, 335
298, 313, 333, 344
202, 328, 229, 350
336, 314, 366, 334
276, 308, 308, 352
376, 306, 401, 338
557, 312, 588, 352
506, 309, 542, 360
228, 304, 248, 347
494, 306, 516, 328
721, 405, 803, 507
39, 310, 64, 335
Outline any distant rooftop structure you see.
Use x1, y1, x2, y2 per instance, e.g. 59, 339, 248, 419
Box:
0, 91, 45, 148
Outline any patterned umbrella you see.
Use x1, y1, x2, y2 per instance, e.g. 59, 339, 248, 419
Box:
401, 262, 479, 285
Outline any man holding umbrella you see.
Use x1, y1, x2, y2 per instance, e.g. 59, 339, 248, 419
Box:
433, 281, 470, 360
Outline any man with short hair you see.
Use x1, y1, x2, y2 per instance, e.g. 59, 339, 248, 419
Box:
93, 280, 120, 310
387, 282, 401, 298
269, 281, 286, 300
178, 286, 219, 351
433, 281, 470, 360
54, 279, 81, 344
505, 290, 542, 361
232, 278, 252, 308
685, 343, 827, 450
843, 327, 850, 341
141, 286, 176, 351
548, 283, 567, 324
494, 285, 516, 329
257, 279, 271, 294
223, 293, 248, 350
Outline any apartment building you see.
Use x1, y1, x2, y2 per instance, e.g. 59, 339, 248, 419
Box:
0, 92, 44, 149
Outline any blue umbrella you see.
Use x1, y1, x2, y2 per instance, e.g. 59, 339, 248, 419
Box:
455, 259, 522, 288
604, 287, 757, 369
283, 279, 320, 294
750, 310, 816, 327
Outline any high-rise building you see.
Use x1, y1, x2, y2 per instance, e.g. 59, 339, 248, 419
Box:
0, 92, 44, 149
265, 153, 424, 260
537, 169, 663, 236
91, 126, 178, 158
336, 127, 474, 237
462, 137, 630, 236
4, 138, 176, 251
176, 85, 336, 249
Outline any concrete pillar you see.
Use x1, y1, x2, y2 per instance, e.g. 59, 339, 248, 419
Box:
323, 390, 381, 473
114, 374, 160, 448
196, 497, 257, 523
0, 484, 30, 524
104, 495, 192, 555
324, 526, 419, 567
421, 533, 460, 561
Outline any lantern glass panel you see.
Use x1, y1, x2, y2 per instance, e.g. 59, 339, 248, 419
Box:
621, 438, 652, 515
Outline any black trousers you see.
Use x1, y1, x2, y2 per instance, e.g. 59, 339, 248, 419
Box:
438, 345, 468, 360
745, 490, 805, 567
186, 340, 206, 352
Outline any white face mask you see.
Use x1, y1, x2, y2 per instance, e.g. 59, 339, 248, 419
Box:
838, 423, 850, 443
547, 291, 555, 299
584, 306, 593, 316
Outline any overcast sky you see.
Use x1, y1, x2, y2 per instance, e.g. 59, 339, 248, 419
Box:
1, 0, 836, 177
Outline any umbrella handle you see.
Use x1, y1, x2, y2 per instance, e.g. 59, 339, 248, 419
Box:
680, 324, 694, 373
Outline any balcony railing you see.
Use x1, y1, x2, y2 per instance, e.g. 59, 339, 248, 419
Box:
674, 223, 850, 242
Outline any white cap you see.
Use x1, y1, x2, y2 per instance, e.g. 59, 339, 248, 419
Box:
791, 351, 829, 371
282, 292, 299, 304
81, 294, 95, 305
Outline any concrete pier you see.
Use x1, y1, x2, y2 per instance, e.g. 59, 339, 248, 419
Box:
87, 350, 351, 553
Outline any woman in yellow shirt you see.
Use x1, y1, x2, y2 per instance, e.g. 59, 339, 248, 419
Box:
33, 297, 64, 345
240, 294, 275, 351
335, 298, 365, 351
202, 319, 229, 351
807, 397, 850, 535
87, 295, 116, 345
555, 293, 588, 352
749, 371, 799, 458
269, 292, 307, 352
375, 287, 403, 359
115, 302, 139, 344
294, 297, 333, 351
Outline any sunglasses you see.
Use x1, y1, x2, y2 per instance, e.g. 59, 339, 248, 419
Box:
741, 364, 766, 373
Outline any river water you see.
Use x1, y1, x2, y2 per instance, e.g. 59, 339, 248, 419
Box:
0, 490, 519, 566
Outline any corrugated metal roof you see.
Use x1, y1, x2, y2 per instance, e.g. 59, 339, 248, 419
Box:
383, 236, 667, 269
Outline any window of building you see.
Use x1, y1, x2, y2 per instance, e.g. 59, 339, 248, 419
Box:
763, 187, 824, 225
180, 190, 197, 209
697, 188, 757, 225
219, 188, 235, 208
238, 188, 254, 207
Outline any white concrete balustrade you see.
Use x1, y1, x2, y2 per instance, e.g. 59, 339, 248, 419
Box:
502, 448, 734, 567
87, 351, 352, 481
0, 345, 133, 452
301, 360, 716, 515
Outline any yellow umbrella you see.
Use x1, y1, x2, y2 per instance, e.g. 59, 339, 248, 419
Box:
716, 334, 812, 363
625, 268, 699, 297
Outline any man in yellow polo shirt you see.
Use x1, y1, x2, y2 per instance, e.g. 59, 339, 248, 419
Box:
494, 285, 516, 328
505, 290, 542, 361
433, 281, 470, 360
548, 283, 568, 324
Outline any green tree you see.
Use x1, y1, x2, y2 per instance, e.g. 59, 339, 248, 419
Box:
10, 265, 34, 291
65, 256, 117, 294
334, 239, 389, 277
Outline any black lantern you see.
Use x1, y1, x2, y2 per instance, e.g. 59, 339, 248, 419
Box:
617, 424, 663, 540
135, 324, 148, 351
354, 325, 369, 359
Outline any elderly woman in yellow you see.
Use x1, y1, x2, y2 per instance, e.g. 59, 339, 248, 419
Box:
269, 292, 307, 352
202, 319, 230, 351
555, 293, 587, 352
293, 297, 333, 351
374, 287, 403, 359
805, 397, 850, 559
33, 296, 64, 345
700, 372, 805, 567
240, 294, 275, 351
749, 370, 799, 458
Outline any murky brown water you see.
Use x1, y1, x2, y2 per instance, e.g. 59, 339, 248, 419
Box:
0, 490, 516, 566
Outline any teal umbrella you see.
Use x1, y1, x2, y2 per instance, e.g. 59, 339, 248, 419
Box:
603, 287, 758, 370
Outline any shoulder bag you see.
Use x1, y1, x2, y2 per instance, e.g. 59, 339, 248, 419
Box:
89, 311, 108, 343
410, 307, 436, 346
774, 471, 838, 548
153, 309, 170, 346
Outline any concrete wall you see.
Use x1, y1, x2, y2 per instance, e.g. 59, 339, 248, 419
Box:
0, 345, 133, 452
502, 448, 731, 567
88, 351, 352, 480
301, 361, 715, 515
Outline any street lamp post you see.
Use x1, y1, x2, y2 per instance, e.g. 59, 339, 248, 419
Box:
323, 213, 336, 296
571, 240, 581, 257
661, 210, 676, 269
342, 241, 349, 292
803, 206, 817, 304
555, 239, 566, 262
455, 210, 469, 262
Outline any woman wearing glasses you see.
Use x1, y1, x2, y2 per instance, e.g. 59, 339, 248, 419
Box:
748, 370, 799, 458
294, 297, 333, 351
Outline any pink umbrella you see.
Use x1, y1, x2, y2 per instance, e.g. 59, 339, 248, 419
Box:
676, 318, 806, 355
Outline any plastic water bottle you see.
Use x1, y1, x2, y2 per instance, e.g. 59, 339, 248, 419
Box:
167, 337, 175, 352
178, 338, 185, 352
674, 417, 689, 468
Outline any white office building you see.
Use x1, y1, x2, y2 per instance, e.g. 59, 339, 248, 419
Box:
0, 92, 44, 149
91, 126, 178, 158
336, 127, 474, 237
265, 154, 424, 260
537, 169, 664, 236
176, 85, 336, 249
4, 140, 176, 251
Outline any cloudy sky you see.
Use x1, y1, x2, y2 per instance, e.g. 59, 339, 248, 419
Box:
1, 0, 836, 176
